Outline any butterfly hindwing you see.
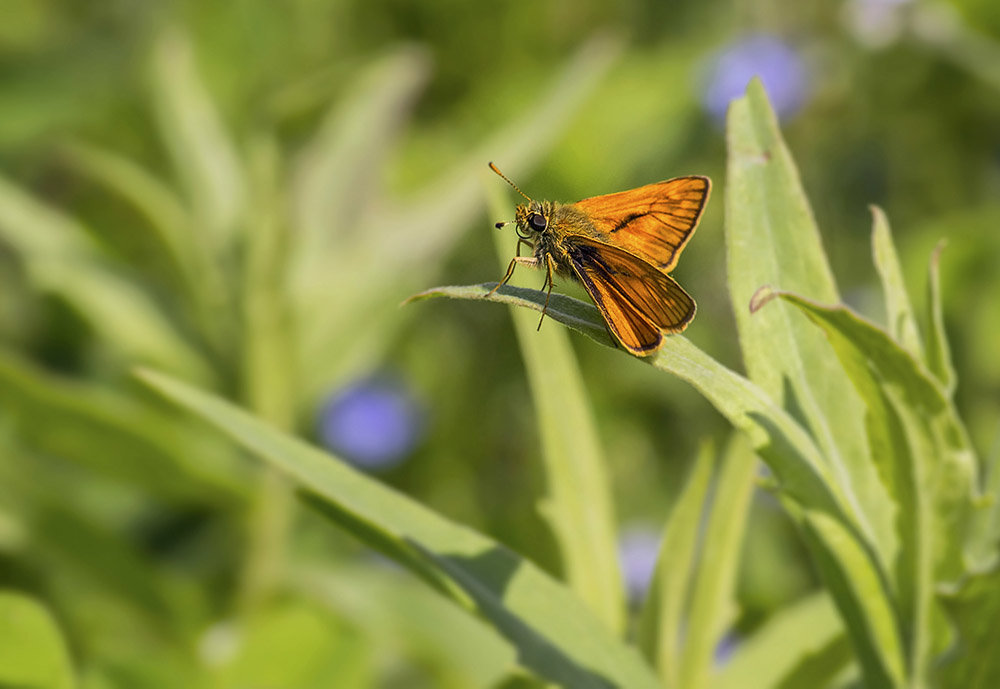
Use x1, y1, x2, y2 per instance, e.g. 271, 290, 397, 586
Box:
570, 176, 710, 272
564, 234, 696, 355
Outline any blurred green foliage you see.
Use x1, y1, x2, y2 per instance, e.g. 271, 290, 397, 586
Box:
1, 0, 999, 687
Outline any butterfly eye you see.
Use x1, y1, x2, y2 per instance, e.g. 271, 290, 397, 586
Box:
528, 213, 547, 232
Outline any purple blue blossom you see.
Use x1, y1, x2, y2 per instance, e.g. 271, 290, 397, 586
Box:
618, 523, 662, 602
702, 34, 809, 122
317, 375, 425, 470
715, 632, 739, 667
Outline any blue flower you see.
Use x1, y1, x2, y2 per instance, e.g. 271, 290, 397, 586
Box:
702, 34, 808, 122
317, 375, 425, 470
618, 524, 662, 602
715, 632, 739, 667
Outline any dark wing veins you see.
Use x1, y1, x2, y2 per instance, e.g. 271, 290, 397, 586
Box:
608, 211, 645, 233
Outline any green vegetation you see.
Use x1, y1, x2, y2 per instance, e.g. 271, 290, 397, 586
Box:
1, 2, 998, 687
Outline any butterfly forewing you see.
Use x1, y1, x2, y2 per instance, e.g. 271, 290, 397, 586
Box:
571, 176, 710, 272
564, 235, 696, 355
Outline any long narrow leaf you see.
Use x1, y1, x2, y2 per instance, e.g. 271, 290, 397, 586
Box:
769, 290, 982, 677
0, 348, 244, 503
726, 79, 891, 562
0, 177, 213, 382
412, 286, 854, 534
0, 592, 75, 689
925, 242, 956, 396
637, 441, 715, 686
150, 29, 245, 247
415, 284, 905, 684
713, 593, 848, 689
678, 435, 757, 689
135, 368, 663, 689
871, 205, 924, 360
298, 36, 621, 400
488, 186, 625, 633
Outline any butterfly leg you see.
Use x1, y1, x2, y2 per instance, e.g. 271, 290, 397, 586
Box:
487, 252, 539, 297
536, 253, 558, 331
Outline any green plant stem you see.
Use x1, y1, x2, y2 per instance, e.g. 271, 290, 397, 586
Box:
237, 135, 297, 611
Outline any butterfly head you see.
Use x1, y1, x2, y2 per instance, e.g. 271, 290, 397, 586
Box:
489, 162, 552, 239
512, 202, 549, 238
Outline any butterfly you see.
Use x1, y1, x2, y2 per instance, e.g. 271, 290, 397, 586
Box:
488, 162, 710, 356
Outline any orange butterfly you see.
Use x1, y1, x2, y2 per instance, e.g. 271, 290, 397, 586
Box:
488, 163, 710, 356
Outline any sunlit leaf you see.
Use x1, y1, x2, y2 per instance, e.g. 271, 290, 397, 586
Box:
769, 289, 981, 677
0, 176, 213, 381
713, 593, 847, 689
726, 79, 892, 567
871, 205, 924, 360
150, 29, 245, 247
488, 185, 625, 633
136, 368, 663, 689
637, 441, 715, 686
926, 242, 957, 396
677, 435, 756, 689
297, 35, 621, 401
0, 591, 75, 689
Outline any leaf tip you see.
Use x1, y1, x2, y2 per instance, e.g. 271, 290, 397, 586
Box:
930, 238, 948, 269
749, 284, 779, 314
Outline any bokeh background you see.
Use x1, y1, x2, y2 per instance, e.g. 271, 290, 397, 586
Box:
1, 0, 999, 686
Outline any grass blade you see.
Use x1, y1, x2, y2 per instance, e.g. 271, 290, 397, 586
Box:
677, 435, 757, 689
0, 176, 213, 382
637, 441, 715, 686
713, 593, 847, 689
150, 29, 245, 247
726, 79, 890, 562
770, 290, 982, 679
0, 592, 75, 689
871, 205, 925, 360
298, 36, 621, 400
135, 368, 663, 689
488, 186, 625, 633
925, 242, 957, 396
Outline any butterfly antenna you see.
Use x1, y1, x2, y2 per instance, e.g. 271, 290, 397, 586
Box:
488, 162, 532, 202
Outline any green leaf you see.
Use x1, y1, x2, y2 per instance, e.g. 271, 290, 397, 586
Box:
0, 591, 75, 689
726, 79, 891, 564
871, 205, 924, 360
713, 593, 847, 689
773, 292, 978, 577
413, 284, 850, 526
0, 175, 214, 382
135, 368, 663, 689
935, 567, 1000, 689
0, 347, 244, 504
677, 435, 757, 689
925, 242, 956, 396
488, 185, 625, 633
213, 598, 372, 689
297, 564, 515, 688
296, 35, 621, 401
59, 140, 231, 352
797, 508, 906, 687
150, 29, 245, 247
415, 283, 904, 685
637, 441, 715, 686
770, 290, 981, 678
59, 140, 195, 283
290, 46, 431, 276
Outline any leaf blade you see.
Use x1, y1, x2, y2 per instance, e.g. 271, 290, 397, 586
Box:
135, 368, 663, 689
